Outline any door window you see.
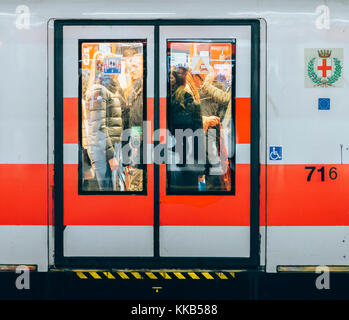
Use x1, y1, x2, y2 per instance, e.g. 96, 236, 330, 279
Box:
166, 40, 236, 194
79, 41, 146, 193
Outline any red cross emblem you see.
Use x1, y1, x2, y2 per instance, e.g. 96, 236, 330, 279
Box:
317, 58, 332, 78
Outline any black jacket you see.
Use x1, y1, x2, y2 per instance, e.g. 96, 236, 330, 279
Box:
169, 88, 204, 168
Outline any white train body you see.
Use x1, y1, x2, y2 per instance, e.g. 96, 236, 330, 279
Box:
0, 0, 348, 272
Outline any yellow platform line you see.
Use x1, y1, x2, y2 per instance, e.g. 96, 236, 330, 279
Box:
230, 272, 236, 278
188, 272, 200, 279
117, 271, 129, 279
145, 272, 158, 279
202, 272, 214, 280
159, 272, 172, 279
103, 272, 115, 279
89, 272, 102, 279
216, 272, 228, 279
173, 272, 186, 279
76, 272, 88, 279
131, 272, 143, 279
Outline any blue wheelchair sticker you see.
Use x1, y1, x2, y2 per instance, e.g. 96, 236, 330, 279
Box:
269, 146, 282, 161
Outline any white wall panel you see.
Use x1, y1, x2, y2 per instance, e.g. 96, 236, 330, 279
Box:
0, 16, 47, 164
0, 226, 48, 271
267, 226, 349, 272
267, 19, 349, 165
64, 226, 153, 256
160, 226, 249, 257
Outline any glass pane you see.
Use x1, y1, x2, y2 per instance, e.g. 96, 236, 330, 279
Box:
79, 41, 146, 192
167, 40, 236, 194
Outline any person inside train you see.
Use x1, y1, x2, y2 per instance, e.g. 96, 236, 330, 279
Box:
197, 66, 234, 191
83, 54, 127, 191
168, 67, 206, 192
81, 69, 99, 191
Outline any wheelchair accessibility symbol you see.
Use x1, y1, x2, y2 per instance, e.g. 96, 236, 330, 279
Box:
269, 146, 282, 161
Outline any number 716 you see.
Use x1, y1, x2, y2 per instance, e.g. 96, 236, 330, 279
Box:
305, 166, 337, 182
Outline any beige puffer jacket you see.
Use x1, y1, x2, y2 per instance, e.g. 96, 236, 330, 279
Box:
201, 82, 232, 129
84, 83, 126, 161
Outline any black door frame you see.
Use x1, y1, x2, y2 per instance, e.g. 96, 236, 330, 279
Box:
54, 19, 260, 269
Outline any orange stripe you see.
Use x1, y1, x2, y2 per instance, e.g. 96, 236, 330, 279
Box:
1, 164, 349, 226
159, 164, 251, 226
235, 98, 251, 144
48, 164, 54, 226
0, 162, 153, 226
65, 97, 249, 144
159, 97, 167, 144
63, 164, 154, 225
268, 164, 349, 226
0, 164, 48, 225
260, 164, 266, 226
63, 97, 78, 144
159, 97, 251, 145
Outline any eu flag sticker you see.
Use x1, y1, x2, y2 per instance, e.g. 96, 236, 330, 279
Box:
318, 98, 330, 110
269, 146, 282, 161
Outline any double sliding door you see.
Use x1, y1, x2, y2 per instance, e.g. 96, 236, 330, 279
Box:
54, 20, 260, 268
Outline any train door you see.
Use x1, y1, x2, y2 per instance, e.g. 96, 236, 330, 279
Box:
54, 21, 259, 268
158, 24, 259, 266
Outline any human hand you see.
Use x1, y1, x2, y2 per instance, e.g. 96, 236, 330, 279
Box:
202, 116, 220, 132
109, 157, 119, 171
207, 116, 220, 127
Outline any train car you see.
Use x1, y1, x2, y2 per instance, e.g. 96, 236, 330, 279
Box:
0, 0, 348, 277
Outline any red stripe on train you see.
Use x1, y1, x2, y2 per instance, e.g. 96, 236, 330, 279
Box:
268, 164, 349, 226
260, 164, 266, 226
159, 163, 251, 226
1, 164, 348, 226
64, 97, 250, 144
63, 164, 154, 226
235, 97, 251, 144
63, 97, 154, 144
159, 97, 251, 144
0, 164, 49, 225
63, 98, 78, 144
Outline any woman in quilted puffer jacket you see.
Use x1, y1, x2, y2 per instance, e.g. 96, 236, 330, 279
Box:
84, 59, 127, 191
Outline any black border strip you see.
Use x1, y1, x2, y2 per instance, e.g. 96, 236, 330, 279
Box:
250, 20, 260, 268
154, 25, 160, 257
54, 20, 64, 265
54, 19, 260, 270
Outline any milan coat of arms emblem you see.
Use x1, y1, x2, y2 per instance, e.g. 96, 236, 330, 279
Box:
305, 48, 343, 88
